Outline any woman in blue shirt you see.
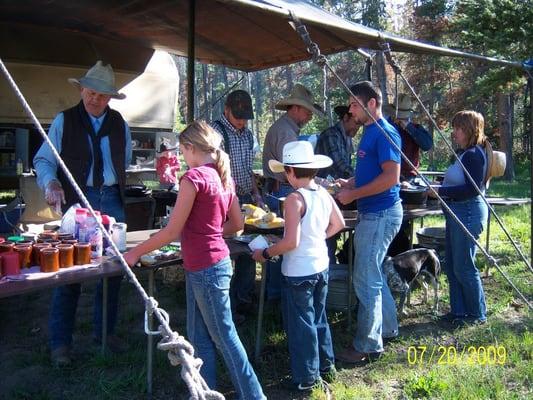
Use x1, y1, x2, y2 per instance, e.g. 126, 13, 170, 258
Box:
430, 110, 489, 325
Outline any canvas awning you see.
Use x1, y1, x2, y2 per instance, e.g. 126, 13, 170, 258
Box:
0, 0, 522, 74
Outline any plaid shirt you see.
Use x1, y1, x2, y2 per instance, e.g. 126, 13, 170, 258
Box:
315, 121, 354, 179
212, 116, 254, 196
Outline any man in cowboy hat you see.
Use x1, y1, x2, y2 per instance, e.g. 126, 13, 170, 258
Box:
211, 89, 263, 324
34, 60, 132, 366
384, 93, 433, 256
384, 93, 433, 181
261, 83, 323, 301
315, 104, 361, 180
336, 81, 402, 363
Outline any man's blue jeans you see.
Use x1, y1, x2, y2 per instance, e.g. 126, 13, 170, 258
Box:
230, 193, 257, 310
444, 196, 487, 321
186, 257, 265, 399
281, 270, 335, 384
353, 201, 402, 353
264, 183, 293, 300
49, 186, 124, 350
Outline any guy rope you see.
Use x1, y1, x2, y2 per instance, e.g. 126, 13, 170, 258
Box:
287, 12, 532, 311
0, 57, 225, 400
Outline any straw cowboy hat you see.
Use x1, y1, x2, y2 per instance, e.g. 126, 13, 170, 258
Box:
269, 141, 332, 173
68, 61, 126, 99
275, 84, 324, 117
484, 141, 506, 187
385, 93, 415, 119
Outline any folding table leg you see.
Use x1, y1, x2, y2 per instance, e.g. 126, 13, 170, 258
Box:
102, 277, 108, 355
147, 270, 155, 397
254, 262, 267, 362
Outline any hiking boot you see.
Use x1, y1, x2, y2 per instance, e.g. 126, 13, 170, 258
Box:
51, 346, 71, 368
281, 376, 324, 393
94, 335, 128, 354
320, 365, 338, 383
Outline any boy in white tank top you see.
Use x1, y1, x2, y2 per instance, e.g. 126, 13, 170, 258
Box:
252, 141, 345, 391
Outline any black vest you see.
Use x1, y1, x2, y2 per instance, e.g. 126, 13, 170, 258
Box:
59, 101, 127, 209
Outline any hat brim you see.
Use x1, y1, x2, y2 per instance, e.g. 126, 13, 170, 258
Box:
269, 154, 332, 174
384, 104, 412, 119
231, 109, 254, 120
275, 98, 324, 117
68, 78, 126, 100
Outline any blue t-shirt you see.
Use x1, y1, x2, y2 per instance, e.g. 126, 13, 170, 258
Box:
355, 118, 401, 213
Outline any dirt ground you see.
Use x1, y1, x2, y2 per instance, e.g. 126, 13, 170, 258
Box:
0, 265, 529, 400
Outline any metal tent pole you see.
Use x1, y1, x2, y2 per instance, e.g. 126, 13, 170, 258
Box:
187, 0, 196, 123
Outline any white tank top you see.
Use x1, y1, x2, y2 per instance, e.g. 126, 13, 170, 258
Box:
282, 186, 332, 277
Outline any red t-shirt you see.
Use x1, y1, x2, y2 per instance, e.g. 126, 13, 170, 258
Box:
179, 164, 235, 271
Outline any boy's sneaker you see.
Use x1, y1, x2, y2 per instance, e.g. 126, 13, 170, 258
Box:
320, 365, 338, 383
282, 376, 324, 392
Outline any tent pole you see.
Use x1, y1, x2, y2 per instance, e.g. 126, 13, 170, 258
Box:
527, 73, 533, 268
187, 0, 196, 123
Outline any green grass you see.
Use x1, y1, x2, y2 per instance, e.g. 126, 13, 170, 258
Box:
1, 164, 531, 400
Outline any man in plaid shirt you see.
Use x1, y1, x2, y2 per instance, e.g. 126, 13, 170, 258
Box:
212, 90, 263, 323
315, 105, 361, 180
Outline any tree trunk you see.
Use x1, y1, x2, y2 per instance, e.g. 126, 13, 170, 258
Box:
285, 66, 293, 92
201, 64, 210, 121
496, 92, 515, 181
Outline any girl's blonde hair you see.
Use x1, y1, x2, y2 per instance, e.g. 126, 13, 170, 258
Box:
179, 120, 232, 189
452, 110, 487, 148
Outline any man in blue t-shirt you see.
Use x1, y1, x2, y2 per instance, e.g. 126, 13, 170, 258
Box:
336, 81, 403, 363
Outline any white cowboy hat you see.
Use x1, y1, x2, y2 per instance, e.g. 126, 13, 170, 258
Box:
68, 61, 126, 99
269, 141, 332, 173
275, 83, 324, 117
484, 141, 506, 188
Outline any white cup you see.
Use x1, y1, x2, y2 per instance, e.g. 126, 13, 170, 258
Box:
248, 235, 269, 251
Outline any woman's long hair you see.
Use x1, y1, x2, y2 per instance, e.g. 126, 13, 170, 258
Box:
179, 120, 232, 189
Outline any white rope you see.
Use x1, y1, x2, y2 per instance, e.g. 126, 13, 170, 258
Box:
0, 58, 225, 400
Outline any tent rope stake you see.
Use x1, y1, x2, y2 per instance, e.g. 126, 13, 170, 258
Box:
287, 16, 532, 311
0, 57, 225, 400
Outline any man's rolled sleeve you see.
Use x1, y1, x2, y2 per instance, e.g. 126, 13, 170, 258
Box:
33, 113, 64, 190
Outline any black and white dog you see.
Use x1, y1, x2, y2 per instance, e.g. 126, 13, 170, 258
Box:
382, 248, 441, 317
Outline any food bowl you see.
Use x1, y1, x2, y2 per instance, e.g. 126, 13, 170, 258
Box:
400, 187, 428, 205
416, 227, 445, 250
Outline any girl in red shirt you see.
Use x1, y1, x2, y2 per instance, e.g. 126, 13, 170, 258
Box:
125, 121, 265, 399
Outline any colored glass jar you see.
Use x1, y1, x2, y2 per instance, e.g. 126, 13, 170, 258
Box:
74, 242, 91, 265
32, 243, 51, 267
0, 241, 15, 253
1, 251, 20, 276
14, 244, 33, 268
39, 230, 59, 241
40, 247, 59, 273
57, 244, 74, 268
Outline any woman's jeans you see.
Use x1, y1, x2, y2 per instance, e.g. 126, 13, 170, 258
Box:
49, 185, 124, 350
353, 202, 402, 353
444, 196, 488, 320
186, 257, 265, 399
281, 270, 335, 384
